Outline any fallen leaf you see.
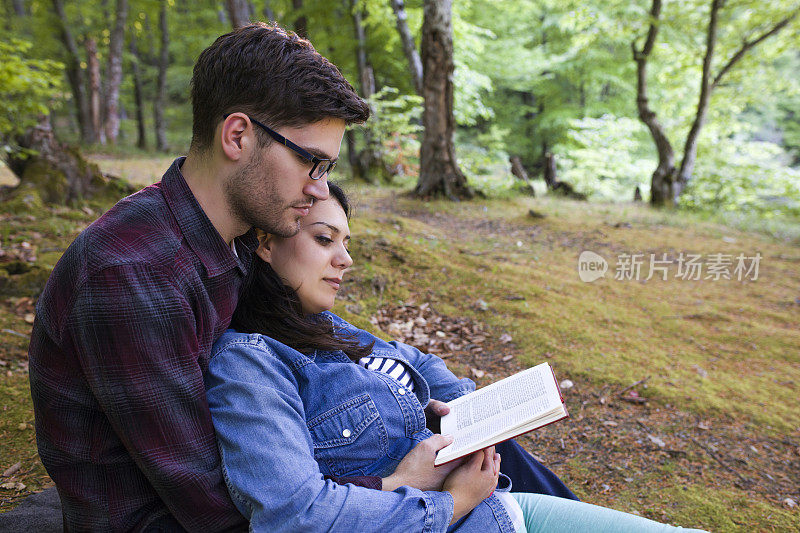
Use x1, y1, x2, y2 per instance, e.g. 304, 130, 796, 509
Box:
17, 423, 27, 431
501, 355, 514, 362
603, 421, 619, 427
471, 368, 485, 378
697, 421, 711, 430
2, 462, 22, 477
560, 379, 574, 390
498, 334, 513, 344
24, 313, 35, 324
647, 434, 666, 448
0, 481, 25, 491
784, 498, 797, 509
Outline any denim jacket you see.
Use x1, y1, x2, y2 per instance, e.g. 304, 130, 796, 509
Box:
205, 312, 517, 533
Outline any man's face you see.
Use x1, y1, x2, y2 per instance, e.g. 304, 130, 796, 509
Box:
225, 117, 345, 238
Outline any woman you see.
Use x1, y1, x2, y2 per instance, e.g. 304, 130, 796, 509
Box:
204, 185, 705, 532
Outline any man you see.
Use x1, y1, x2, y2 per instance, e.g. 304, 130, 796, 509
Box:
29, 24, 369, 531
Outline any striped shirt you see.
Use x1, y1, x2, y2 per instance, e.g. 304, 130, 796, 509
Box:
359, 356, 415, 392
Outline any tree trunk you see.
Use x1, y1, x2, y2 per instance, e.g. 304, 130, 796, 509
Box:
12, 0, 25, 16
415, 0, 472, 200
635, 0, 797, 206
52, 0, 92, 143
130, 35, 147, 150
154, 2, 169, 152
103, 0, 128, 145
543, 152, 556, 189
86, 37, 105, 145
675, 0, 721, 198
293, 0, 307, 37
390, 0, 423, 95
632, 0, 676, 206
676, 2, 797, 194
226, 0, 250, 28
345, 129, 362, 181
350, 0, 386, 182
5, 116, 134, 205
510, 156, 535, 196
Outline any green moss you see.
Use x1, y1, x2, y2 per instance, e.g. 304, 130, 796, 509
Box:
0, 263, 51, 298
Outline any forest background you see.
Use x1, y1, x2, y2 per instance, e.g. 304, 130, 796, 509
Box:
1, 0, 799, 531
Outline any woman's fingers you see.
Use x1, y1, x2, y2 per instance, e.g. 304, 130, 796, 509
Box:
426, 399, 451, 416
425, 433, 454, 453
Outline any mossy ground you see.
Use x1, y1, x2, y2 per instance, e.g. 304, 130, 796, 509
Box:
1, 156, 798, 530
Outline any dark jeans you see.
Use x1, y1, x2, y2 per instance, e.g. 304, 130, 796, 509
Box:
495, 439, 578, 500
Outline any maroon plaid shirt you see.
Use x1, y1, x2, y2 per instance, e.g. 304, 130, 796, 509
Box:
29, 158, 379, 532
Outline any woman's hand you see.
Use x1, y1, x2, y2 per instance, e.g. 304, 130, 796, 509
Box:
443, 447, 500, 525
424, 399, 450, 434
382, 434, 464, 492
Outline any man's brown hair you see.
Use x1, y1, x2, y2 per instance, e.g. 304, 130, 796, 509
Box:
190, 23, 369, 153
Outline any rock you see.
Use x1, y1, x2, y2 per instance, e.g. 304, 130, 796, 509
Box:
471, 368, 485, 378
783, 498, 796, 508
560, 379, 574, 390
498, 333, 513, 344
647, 434, 666, 448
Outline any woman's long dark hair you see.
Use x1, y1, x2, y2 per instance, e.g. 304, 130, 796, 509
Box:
231, 183, 373, 361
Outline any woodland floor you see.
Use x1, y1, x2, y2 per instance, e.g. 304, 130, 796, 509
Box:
0, 157, 798, 531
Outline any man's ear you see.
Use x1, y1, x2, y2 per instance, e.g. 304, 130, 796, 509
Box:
220, 113, 251, 162
255, 230, 273, 263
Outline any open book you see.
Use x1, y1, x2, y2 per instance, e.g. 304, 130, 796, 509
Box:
434, 362, 568, 466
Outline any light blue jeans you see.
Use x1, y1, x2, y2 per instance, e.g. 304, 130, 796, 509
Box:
511, 493, 707, 533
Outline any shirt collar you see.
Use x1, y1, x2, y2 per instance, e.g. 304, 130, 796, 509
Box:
161, 157, 255, 278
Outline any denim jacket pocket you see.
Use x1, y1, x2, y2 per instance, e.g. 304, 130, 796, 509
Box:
307, 394, 389, 477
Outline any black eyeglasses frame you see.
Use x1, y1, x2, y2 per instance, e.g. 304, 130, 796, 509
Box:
223, 113, 336, 180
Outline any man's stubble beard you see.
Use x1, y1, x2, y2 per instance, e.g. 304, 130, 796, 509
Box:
225, 151, 302, 239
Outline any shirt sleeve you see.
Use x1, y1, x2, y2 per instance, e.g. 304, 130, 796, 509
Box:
386, 339, 475, 402
205, 338, 455, 533
63, 262, 241, 531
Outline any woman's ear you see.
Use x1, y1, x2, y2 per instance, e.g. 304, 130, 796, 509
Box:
255, 230, 273, 263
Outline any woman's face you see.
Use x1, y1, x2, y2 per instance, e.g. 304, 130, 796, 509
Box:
257, 197, 352, 314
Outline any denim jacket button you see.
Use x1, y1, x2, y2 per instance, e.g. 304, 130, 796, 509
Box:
397, 388, 406, 395
342, 429, 351, 438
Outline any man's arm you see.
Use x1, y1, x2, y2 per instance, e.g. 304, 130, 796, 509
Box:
65, 262, 242, 531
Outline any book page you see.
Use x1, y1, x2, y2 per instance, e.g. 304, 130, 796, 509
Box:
436, 363, 563, 464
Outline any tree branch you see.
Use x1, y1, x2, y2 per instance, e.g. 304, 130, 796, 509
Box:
712, 9, 800, 89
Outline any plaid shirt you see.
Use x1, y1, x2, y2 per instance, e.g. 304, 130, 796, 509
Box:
29, 158, 253, 531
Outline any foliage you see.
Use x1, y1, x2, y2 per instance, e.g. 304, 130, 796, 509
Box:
1, 0, 799, 218
554, 115, 655, 200
0, 39, 63, 154
681, 139, 800, 217
360, 86, 423, 178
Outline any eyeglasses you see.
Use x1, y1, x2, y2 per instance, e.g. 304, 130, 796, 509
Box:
223, 113, 336, 180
